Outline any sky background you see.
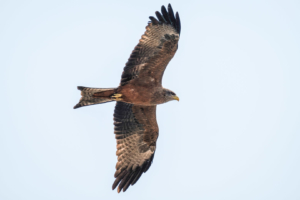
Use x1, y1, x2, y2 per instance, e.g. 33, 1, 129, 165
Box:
1, 0, 300, 199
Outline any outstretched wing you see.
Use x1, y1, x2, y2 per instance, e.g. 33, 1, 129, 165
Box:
112, 102, 158, 193
120, 4, 181, 87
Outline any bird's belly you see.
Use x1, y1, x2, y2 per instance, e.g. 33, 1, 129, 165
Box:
118, 85, 155, 105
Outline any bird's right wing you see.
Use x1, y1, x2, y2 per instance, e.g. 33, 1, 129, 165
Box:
112, 102, 158, 193
120, 4, 181, 87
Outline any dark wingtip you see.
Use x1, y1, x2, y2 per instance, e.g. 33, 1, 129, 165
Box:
77, 86, 85, 91
155, 11, 165, 23
73, 104, 81, 109
175, 12, 181, 34
149, 4, 181, 35
112, 169, 128, 191
149, 16, 159, 25
167, 3, 173, 16
161, 5, 170, 23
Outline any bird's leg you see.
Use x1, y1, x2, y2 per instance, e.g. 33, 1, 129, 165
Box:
111, 93, 123, 101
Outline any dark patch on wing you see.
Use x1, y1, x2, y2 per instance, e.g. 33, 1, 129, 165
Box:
112, 102, 158, 192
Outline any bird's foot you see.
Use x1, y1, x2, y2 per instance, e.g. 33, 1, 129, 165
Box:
111, 93, 123, 101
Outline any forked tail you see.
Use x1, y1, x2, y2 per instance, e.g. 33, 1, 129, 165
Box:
73, 86, 117, 109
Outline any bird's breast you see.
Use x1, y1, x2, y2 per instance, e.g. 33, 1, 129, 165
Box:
118, 84, 161, 105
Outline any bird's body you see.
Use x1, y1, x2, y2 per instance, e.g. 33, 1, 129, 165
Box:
74, 4, 181, 193
117, 84, 163, 105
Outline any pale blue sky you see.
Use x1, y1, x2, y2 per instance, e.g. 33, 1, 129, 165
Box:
1, 0, 300, 199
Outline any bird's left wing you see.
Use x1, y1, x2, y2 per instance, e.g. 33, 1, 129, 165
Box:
112, 102, 158, 192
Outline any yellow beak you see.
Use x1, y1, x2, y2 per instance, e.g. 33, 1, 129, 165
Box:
173, 95, 180, 101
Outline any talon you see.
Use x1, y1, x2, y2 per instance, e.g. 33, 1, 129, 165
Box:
111, 93, 122, 98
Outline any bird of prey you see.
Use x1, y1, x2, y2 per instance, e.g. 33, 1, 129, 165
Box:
74, 4, 181, 193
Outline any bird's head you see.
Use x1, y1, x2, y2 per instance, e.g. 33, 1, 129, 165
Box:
163, 89, 179, 103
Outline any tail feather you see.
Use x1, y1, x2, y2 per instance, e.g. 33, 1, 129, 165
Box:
74, 86, 117, 109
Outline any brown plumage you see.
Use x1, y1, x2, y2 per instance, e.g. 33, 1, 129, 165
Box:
74, 4, 181, 193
